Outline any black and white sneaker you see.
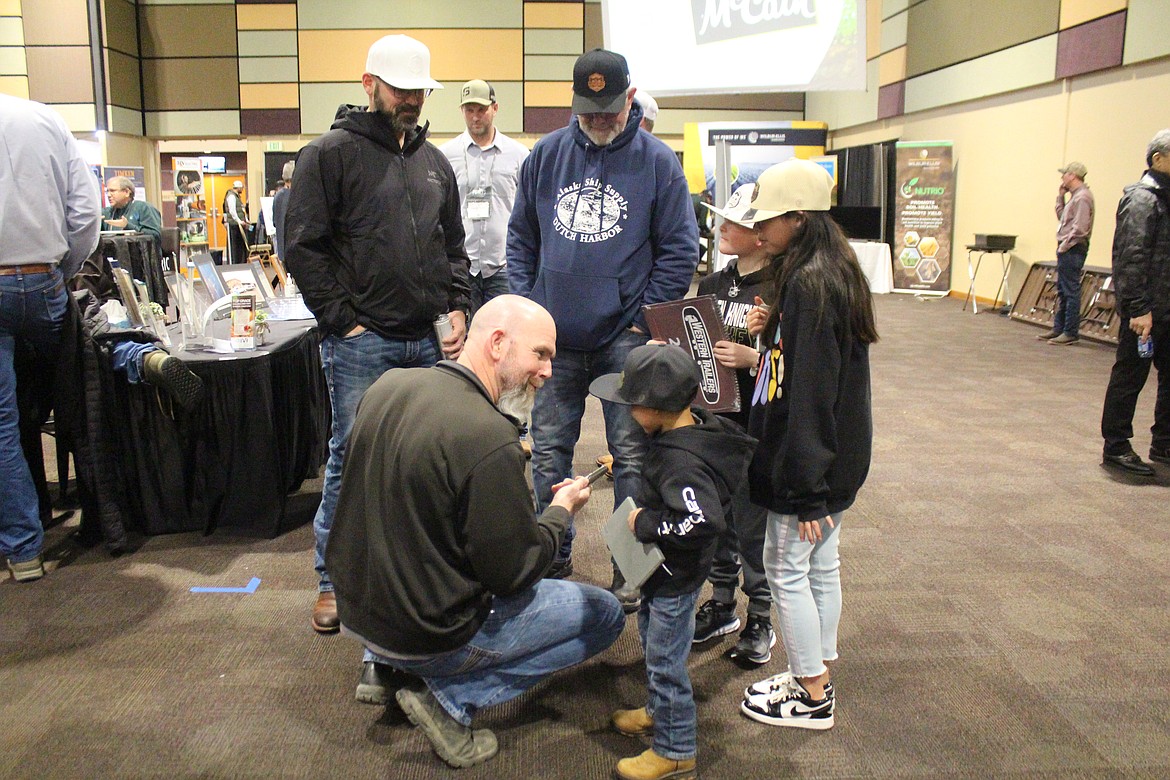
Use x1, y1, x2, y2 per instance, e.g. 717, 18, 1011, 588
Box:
726, 615, 776, 666
741, 675, 835, 730
693, 599, 739, 643
744, 670, 834, 703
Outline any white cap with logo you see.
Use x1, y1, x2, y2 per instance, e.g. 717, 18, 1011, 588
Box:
365, 34, 443, 90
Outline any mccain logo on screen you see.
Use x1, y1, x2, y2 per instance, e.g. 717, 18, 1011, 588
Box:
691, 0, 818, 45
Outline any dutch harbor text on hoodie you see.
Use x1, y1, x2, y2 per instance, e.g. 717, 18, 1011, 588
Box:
506, 103, 699, 351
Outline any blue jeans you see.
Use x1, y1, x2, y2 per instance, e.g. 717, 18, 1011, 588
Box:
637, 588, 700, 760
314, 329, 440, 590
530, 328, 649, 560
362, 579, 625, 725
0, 268, 67, 564
110, 341, 158, 384
1053, 245, 1087, 336
764, 511, 843, 678
469, 268, 511, 317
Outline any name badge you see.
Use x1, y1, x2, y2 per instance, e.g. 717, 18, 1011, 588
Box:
467, 186, 492, 220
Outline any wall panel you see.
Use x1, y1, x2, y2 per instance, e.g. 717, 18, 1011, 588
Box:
906, 0, 1059, 77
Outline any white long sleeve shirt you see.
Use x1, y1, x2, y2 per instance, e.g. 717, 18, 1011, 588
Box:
0, 94, 101, 277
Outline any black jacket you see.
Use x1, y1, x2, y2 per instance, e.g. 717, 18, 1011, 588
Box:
633, 408, 757, 598
327, 361, 569, 656
1112, 169, 1170, 322
748, 268, 872, 522
284, 106, 471, 339
698, 262, 770, 429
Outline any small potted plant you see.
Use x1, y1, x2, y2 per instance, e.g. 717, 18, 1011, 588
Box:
253, 309, 269, 346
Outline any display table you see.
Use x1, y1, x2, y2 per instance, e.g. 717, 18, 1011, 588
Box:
849, 240, 894, 294
110, 319, 329, 537
89, 233, 169, 308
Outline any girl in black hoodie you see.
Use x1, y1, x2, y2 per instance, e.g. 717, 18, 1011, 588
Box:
735, 160, 879, 732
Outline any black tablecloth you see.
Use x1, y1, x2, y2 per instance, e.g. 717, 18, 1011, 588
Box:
111, 320, 328, 537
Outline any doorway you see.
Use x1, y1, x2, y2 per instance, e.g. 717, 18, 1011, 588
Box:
203, 172, 248, 259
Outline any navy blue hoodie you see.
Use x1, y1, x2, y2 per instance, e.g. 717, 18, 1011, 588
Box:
506, 103, 699, 350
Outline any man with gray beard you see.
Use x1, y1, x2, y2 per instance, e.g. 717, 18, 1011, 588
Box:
284, 34, 471, 634
507, 48, 699, 609
327, 295, 624, 769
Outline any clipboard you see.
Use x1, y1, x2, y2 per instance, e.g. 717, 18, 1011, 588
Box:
603, 497, 665, 590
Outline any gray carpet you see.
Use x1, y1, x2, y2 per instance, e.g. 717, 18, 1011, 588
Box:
2, 294, 1168, 779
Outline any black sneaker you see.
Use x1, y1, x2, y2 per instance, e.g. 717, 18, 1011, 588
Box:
545, 557, 574, 579
692, 599, 739, 644
725, 615, 775, 666
741, 675, 834, 730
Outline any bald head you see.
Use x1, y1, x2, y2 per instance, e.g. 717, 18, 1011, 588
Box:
459, 295, 556, 406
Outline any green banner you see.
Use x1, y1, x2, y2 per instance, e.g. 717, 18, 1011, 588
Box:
892, 142, 955, 295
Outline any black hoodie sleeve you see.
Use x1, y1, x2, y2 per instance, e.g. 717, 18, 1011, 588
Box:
283, 140, 359, 336
634, 450, 725, 549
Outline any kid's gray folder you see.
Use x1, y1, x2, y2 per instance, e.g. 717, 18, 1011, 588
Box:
603, 497, 665, 590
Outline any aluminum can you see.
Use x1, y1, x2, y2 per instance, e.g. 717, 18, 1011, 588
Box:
434, 313, 453, 345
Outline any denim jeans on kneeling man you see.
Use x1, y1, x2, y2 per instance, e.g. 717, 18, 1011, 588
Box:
360, 579, 625, 725
314, 329, 440, 591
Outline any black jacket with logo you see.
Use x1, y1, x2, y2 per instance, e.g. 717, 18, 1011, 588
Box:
697, 261, 770, 429
633, 408, 757, 598
284, 106, 471, 339
1112, 169, 1170, 322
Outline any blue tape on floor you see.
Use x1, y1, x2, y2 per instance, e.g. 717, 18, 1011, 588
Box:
190, 577, 261, 594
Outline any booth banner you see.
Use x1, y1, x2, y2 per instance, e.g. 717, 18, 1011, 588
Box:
892, 142, 955, 295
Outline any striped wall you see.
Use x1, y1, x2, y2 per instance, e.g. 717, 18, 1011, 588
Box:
3, 1, 1168, 139
812, 0, 1170, 130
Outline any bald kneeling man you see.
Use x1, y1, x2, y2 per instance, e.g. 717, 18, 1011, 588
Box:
328, 294, 626, 769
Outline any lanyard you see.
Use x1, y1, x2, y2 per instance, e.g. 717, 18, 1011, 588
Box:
462, 141, 498, 190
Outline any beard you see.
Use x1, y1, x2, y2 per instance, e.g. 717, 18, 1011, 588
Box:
497, 380, 537, 425
578, 115, 624, 147
496, 350, 538, 424
372, 91, 420, 135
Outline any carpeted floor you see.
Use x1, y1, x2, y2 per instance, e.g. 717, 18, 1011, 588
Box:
2, 294, 1168, 779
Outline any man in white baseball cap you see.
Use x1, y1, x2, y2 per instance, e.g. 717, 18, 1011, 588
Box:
221, 179, 249, 263
284, 34, 471, 647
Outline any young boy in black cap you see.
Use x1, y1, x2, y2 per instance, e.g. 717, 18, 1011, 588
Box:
589, 344, 756, 780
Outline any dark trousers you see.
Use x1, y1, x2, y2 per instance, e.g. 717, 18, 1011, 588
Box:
1053, 245, 1087, 336
224, 223, 249, 265
1101, 317, 1170, 455
708, 479, 771, 619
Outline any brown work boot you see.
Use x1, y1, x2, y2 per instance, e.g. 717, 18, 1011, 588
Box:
615, 748, 696, 780
612, 706, 653, 736
595, 453, 614, 478
311, 591, 339, 633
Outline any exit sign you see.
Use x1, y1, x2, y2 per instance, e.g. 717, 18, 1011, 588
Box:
265, 141, 283, 151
